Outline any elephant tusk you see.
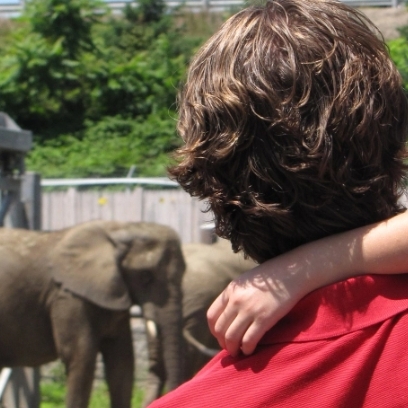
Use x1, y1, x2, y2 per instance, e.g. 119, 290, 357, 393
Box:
146, 319, 158, 338
183, 329, 220, 357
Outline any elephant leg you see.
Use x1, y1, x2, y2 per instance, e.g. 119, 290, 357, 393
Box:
50, 291, 99, 408
100, 320, 134, 408
142, 319, 166, 408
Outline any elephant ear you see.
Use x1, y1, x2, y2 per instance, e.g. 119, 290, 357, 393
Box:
51, 221, 132, 311
110, 223, 184, 280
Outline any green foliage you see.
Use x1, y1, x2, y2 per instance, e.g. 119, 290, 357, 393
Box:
0, 0, 107, 140
41, 382, 66, 408
90, 0, 200, 122
388, 37, 408, 89
0, 19, 21, 53
0, 0, 222, 177
40, 363, 67, 408
40, 379, 145, 408
27, 113, 180, 177
26, 0, 104, 58
87, 40, 186, 120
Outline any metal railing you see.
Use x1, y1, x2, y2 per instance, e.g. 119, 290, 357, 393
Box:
41, 177, 178, 188
342, 0, 400, 6
0, 0, 402, 18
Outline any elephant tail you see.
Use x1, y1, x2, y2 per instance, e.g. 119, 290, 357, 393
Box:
183, 329, 219, 357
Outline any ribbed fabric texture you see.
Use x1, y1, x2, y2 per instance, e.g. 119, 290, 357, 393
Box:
149, 274, 408, 407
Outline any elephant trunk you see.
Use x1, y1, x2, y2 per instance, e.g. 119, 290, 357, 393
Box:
141, 288, 184, 405
156, 288, 184, 391
142, 317, 164, 408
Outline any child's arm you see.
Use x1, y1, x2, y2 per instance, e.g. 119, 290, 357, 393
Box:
207, 210, 408, 357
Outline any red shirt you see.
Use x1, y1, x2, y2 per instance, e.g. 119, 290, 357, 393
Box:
149, 274, 408, 407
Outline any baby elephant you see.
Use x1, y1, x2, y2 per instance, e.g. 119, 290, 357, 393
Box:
0, 220, 186, 408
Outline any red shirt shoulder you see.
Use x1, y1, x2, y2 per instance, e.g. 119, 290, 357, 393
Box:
150, 274, 408, 408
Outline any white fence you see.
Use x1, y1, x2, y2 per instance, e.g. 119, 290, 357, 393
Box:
39, 178, 408, 244
41, 186, 213, 244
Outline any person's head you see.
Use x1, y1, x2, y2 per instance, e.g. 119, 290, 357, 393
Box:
169, 0, 408, 263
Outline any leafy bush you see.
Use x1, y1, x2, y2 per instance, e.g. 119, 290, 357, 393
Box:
388, 36, 408, 89
0, 0, 106, 140
0, 0, 211, 177
27, 113, 180, 177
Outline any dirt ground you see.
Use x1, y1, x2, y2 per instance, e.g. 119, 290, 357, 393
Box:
359, 6, 408, 40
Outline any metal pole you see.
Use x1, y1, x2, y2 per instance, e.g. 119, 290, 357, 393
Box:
21, 172, 42, 230
0, 192, 13, 226
0, 368, 12, 400
0, 114, 39, 408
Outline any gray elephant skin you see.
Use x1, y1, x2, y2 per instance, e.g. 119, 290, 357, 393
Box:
0, 220, 185, 408
143, 239, 257, 406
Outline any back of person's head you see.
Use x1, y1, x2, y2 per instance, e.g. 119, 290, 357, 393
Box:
169, 0, 408, 263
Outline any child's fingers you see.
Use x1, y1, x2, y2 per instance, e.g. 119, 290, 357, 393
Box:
223, 315, 252, 356
207, 291, 228, 337
210, 303, 239, 350
240, 320, 269, 355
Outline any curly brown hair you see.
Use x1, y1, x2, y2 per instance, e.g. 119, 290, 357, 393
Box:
169, 0, 408, 264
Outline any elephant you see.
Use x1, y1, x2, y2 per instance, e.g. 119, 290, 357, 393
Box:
0, 220, 186, 408
143, 238, 257, 407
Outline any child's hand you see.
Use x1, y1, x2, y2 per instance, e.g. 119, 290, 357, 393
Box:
207, 211, 408, 357
207, 260, 308, 357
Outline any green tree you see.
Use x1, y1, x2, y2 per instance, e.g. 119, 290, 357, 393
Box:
0, 0, 218, 177
26, 0, 101, 59
0, 0, 106, 140
90, 0, 200, 120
